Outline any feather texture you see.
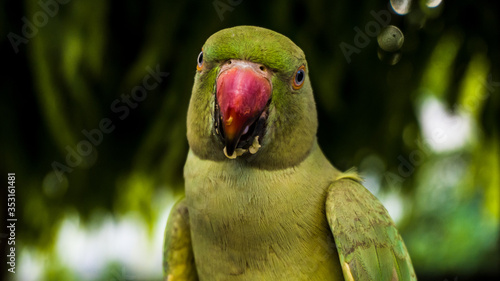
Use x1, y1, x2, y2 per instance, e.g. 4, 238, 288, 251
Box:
326, 179, 417, 281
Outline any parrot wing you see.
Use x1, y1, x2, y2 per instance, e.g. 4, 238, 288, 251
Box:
325, 176, 416, 281
163, 198, 198, 281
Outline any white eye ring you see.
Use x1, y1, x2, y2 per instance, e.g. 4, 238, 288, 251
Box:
197, 51, 204, 70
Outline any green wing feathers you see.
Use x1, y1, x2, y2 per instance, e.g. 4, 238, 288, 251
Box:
163, 198, 198, 281
326, 179, 416, 281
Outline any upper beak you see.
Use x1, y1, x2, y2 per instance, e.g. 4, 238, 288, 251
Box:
216, 60, 272, 157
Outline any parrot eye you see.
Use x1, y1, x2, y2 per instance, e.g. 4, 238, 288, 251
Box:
196, 50, 204, 71
292, 66, 306, 90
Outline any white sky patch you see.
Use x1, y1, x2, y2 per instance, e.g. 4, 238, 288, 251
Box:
363, 171, 404, 225
381, 193, 404, 225
363, 172, 382, 197
55, 213, 152, 279
16, 248, 44, 281
418, 96, 473, 153
17, 193, 177, 280
359, 154, 387, 196
359, 157, 404, 225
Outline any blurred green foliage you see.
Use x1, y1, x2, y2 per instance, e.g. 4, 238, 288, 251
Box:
1, 0, 499, 280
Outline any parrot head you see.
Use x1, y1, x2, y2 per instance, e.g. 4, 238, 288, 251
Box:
187, 26, 318, 169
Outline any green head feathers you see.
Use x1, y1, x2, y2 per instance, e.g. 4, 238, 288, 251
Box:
187, 26, 318, 169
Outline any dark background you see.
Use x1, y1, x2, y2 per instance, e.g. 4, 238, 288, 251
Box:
1, 0, 499, 280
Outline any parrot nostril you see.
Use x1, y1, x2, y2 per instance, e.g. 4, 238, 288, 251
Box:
259, 65, 265, 71
228, 60, 232, 65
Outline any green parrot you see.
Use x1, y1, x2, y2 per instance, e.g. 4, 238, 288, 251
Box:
163, 25, 416, 281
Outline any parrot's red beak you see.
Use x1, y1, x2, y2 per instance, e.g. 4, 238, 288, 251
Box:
216, 60, 272, 158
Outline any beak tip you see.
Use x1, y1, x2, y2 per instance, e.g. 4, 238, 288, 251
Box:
223, 144, 237, 159
225, 137, 237, 156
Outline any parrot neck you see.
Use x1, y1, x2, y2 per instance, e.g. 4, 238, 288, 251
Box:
183, 141, 344, 279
